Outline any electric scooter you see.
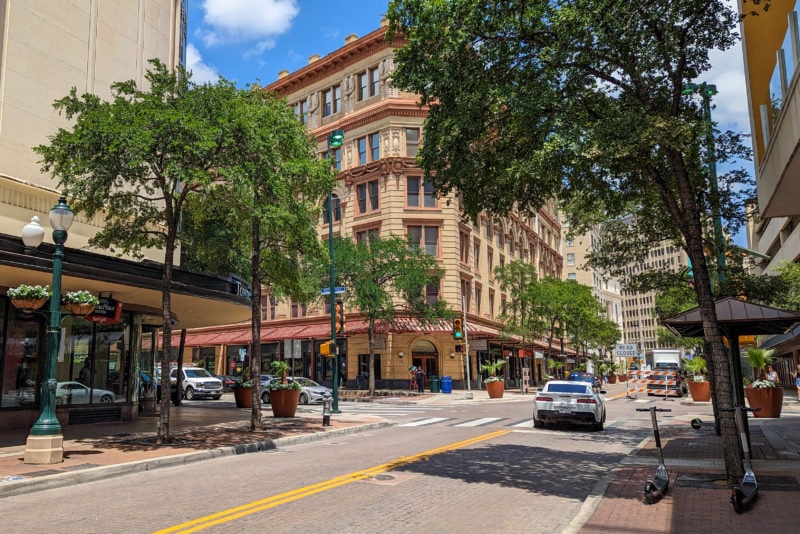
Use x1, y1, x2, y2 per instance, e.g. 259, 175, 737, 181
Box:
722, 405, 760, 513
636, 406, 672, 504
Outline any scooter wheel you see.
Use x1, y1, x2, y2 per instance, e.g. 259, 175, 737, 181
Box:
644, 482, 656, 505
731, 489, 744, 514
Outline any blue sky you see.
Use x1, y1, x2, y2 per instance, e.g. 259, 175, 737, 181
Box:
186, 0, 752, 245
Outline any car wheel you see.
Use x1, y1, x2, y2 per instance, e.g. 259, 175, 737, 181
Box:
533, 418, 545, 428
299, 393, 309, 405
185, 387, 195, 401
100, 395, 114, 403
262, 391, 270, 404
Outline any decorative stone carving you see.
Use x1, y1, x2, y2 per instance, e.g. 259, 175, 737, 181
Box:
307, 92, 319, 129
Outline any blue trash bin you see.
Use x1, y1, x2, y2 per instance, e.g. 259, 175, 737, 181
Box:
441, 376, 452, 394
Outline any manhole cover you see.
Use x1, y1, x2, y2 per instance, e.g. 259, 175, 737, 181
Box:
373, 474, 395, 481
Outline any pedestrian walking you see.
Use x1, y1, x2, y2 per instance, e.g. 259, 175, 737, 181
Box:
415, 366, 425, 393
793, 364, 800, 400
766, 365, 780, 385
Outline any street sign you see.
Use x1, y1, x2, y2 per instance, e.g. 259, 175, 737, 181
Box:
615, 343, 638, 357
320, 287, 346, 295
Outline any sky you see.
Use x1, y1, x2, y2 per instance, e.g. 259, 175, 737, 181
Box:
186, 0, 753, 244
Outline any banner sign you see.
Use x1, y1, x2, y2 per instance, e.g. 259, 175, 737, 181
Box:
87, 297, 122, 324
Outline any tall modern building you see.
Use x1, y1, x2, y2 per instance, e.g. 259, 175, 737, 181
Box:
561, 224, 624, 354
740, 2, 800, 365
178, 20, 565, 389
0, 1, 249, 430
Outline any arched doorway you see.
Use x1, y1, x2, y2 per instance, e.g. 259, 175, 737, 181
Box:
411, 340, 438, 390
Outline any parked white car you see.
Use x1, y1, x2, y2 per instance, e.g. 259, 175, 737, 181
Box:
532, 380, 606, 431
170, 367, 223, 400
55, 381, 116, 404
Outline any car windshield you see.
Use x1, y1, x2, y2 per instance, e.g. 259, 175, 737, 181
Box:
545, 383, 592, 394
294, 378, 318, 387
186, 369, 212, 378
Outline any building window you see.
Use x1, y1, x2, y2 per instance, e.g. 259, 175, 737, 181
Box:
293, 99, 307, 124
473, 240, 481, 273
567, 253, 576, 266
460, 231, 470, 264
566, 237, 574, 247
426, 282, 440, 304
487, 248, 494, 278
406, 128, 420, 157
323, 85, 341, 117
370, 67, 379, 96
358, 72, 368, 101
370, 132, 380, 161
332, 147, 342, 171
291, 301, 299, 318
489, 290, 495, 317
461, 279, 471, 311
358, 137, 368, 165
407, 177, 436, 208
356, 179, 380, 213
475, 284, 482, 314
358, 353, 381, 379
355, 226, 380, 243
567, 273, 577, 280
324, 194, 342, 223
407, 224, 439, 256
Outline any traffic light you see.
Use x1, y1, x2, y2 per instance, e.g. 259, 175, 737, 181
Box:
453, 318, 463, 340
320, 340, 334, 357
455, 344, 465, 353
335, 299, 345, 334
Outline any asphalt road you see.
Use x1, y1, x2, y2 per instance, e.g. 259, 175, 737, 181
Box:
3, 394, 697, 533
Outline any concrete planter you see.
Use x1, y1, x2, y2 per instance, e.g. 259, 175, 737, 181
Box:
687, 380, 711, 402
485, 380, 504, 399
270, 389, 300, 417
234, 386, 254, 408
745, 386, 783, 418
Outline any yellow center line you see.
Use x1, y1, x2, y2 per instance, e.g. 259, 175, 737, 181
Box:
155, 429, 510, 534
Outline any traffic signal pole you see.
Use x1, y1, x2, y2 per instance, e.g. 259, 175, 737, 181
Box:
462, 296, 473, 399
327, 130, 344, 413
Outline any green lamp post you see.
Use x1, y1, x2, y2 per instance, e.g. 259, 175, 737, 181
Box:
327, 129, 344, 413
23, 195, 74, 464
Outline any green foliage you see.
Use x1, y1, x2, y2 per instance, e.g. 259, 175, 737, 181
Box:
7, 284, 51, 300
745, 348, 774, 378
62, 290, 99, 305
481, 359, 507, 382
682, 356, 708, 379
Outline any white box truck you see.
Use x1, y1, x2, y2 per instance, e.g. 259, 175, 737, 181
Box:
645, 348, 688, 395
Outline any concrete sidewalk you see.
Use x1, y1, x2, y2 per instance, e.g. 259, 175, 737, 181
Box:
1, 383, 799, 534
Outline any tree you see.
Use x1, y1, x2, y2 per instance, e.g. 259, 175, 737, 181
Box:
187, 86, 334, 431
387, 0, 757, 483
36, 60, 246, 443
330, 235, 451, 394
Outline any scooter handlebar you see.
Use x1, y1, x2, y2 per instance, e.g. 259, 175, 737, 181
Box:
636, 407, 672, 412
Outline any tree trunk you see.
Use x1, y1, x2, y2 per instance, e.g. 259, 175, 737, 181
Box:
157, 234, 176, 444
249, 214, 263, 431
663, 153, 744, 485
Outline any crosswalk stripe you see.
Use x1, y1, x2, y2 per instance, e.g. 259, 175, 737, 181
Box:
399, 417, 451, 427
452, 417, 505, 427
511, 419, 533, 428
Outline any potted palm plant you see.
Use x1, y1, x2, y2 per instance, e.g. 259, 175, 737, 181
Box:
744, 348, 782, 418
63, 290, 99, 316
7, 284, 51, 311
682, 356, 711, 402
266, 360, 301, 417
481, 359, 507, 399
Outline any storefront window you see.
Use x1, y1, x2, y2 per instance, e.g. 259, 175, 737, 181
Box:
1, 304, 43, 408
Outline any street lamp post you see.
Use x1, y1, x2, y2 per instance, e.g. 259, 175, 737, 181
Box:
22, 195, 74, 464
327, 129, 344, 413
683, 82, 726, 290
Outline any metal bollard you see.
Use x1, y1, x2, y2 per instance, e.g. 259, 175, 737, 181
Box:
322, 396, 332, 426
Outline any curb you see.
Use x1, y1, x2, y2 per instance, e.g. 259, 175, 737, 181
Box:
0, 421, 394, 499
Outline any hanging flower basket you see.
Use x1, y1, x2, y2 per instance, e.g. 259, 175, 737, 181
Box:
7, 284, 51, 311
63, 290, 99, 316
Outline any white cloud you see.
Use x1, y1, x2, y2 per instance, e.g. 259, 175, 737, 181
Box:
705, 42, 751, 134
198, 0, 298, 47
186, 44, 219, 85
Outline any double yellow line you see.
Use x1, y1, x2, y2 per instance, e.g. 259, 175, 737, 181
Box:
156, 429, 510, 533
